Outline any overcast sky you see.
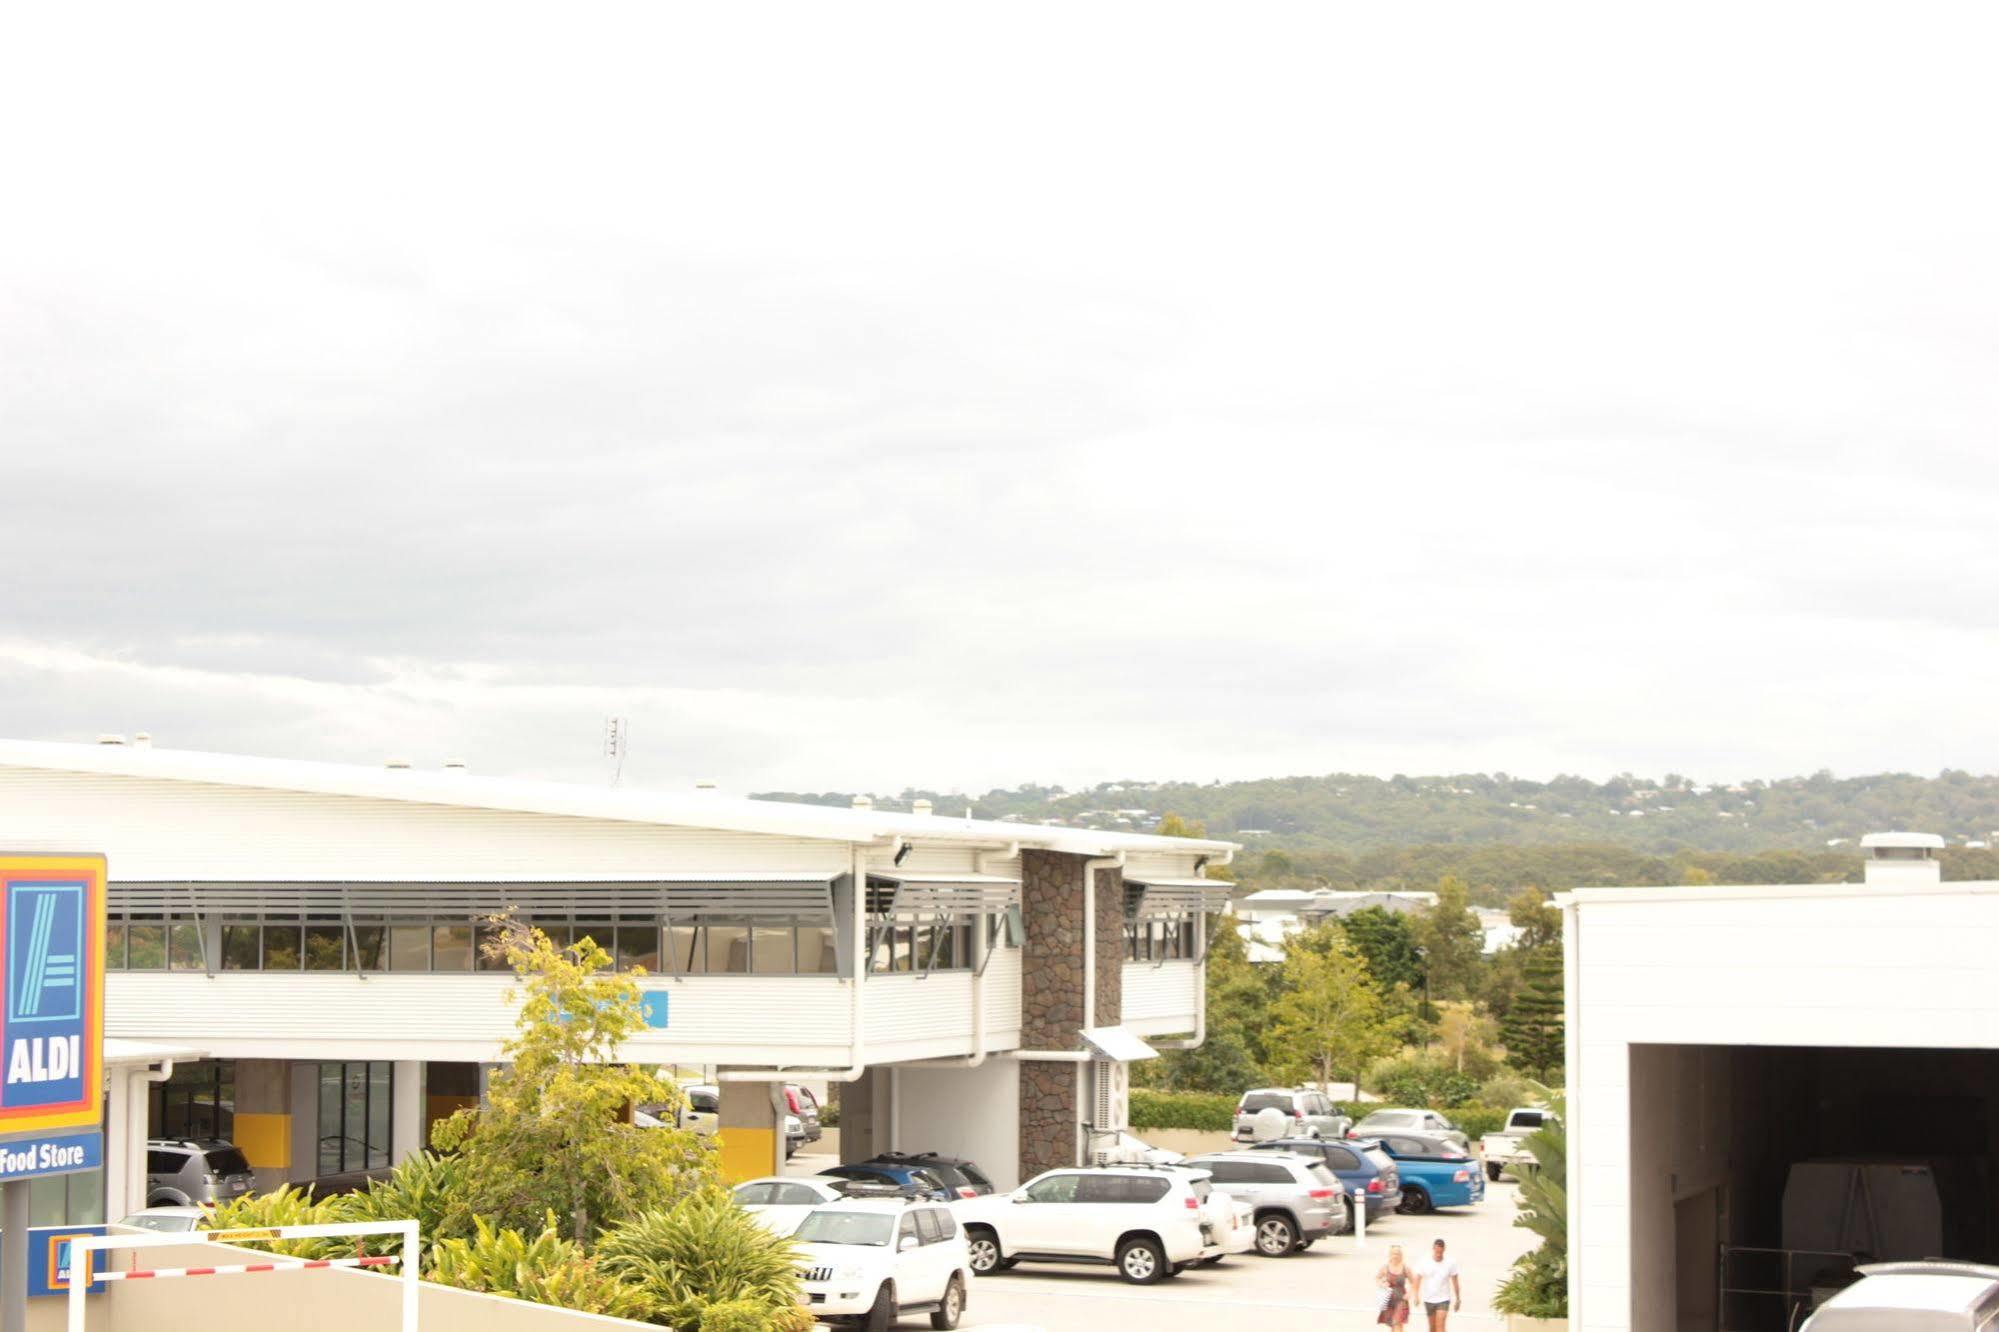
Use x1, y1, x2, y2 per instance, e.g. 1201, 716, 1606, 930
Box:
3, 3, 1998, 795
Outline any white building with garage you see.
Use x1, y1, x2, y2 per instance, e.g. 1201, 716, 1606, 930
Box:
1562, 832, 1999, 1332
0, 736, 1235, 1218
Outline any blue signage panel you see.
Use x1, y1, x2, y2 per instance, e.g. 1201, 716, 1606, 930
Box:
29, 1225, 106, 1298
640, 991, 669, 1029
0, 855, 105, 1155
0, 1130, 100, 1182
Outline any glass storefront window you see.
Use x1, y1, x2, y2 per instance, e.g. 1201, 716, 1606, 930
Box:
317, 1061, 394, 1178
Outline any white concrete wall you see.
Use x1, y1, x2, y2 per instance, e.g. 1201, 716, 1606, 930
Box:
890, 1057, 1022, 1191
1568, 880, 1999, 1331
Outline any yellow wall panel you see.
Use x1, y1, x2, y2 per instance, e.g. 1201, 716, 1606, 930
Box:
232, 1112, 291, 1169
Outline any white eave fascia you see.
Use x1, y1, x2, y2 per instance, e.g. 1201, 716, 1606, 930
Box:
1561, 879, 1999, 907
0, 739, 1239, 859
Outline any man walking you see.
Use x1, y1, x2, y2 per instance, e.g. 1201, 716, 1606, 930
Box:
1419, 1237, 1461, 1330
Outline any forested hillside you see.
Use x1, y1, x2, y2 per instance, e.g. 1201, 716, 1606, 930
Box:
757, 768, 1999, 904
760, 769, 1999, 853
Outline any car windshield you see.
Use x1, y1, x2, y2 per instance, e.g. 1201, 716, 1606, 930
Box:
1240, 1093, 1290, 1113
1361, 1112, 1415, 1128
792, 1212, 894, 1246
205, 1148, 251, 1176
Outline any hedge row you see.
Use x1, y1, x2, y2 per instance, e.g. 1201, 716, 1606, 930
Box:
1129, 1089, 1509, 1141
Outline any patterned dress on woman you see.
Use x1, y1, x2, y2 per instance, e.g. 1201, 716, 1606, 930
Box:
1377, 1268, 1412, 1327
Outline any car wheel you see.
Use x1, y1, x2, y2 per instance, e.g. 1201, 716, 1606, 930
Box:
929, 1274, 965, 1330
1116, 1237, 1167, 1284
965, 1229, 1003, 1276
1486, 1161, 1504, 1182
862, 1283, 896, 1332
1400, 1186, 1432, 1216
1255, 1214, 1299, 1257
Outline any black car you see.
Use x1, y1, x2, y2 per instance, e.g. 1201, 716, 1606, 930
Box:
820, 1162, 954, 1200
1248, 1137, 1403, 1222
861, 1152, 997, 1199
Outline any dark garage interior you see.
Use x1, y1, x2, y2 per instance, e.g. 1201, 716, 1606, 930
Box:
1628, 1043, 1999, 1332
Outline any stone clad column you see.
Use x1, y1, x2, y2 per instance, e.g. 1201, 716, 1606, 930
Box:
1017, 850, 1126, 1179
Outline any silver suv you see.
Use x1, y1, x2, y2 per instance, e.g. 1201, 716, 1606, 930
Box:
1183, 1151, 1347, 1256
1232, 1089, 1349, 1142
146, 1139, 255, 1206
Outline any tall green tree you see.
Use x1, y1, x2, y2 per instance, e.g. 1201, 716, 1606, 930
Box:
1499, 946, 1565, 1081
1338, 905, 1426, 990
1267, 935, 1394, 1090
1413, 876, 1485, 1001
432, 921, 714, 1241
1507, 887, 1560, 951
1148, 915, 1276, 1091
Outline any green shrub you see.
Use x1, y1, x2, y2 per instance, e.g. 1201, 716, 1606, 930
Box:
339, 1150, 475, 1246
816, 1100, 839, 1128
1491, 1240, 1567, 1317
1477, 1071, 1550, 1111
1365, 1053, 1479, 1108
1445, 1104, 1505, 1141
429, 1215, 656, 1321
697, 1297, 816, 1332
597, 1189, 804, 1331
1129, 1088, 1237, 1132
202, 1186, 348, 1260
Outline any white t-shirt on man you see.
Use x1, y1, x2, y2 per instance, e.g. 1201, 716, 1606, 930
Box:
1419, 1254, 1461, 1305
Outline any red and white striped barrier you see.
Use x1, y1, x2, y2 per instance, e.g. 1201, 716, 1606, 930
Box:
98, 1253, 399, 1281
66, 1219, 419, 1331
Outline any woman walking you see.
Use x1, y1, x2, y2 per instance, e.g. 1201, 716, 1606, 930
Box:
1377, 1244, 1415, 1327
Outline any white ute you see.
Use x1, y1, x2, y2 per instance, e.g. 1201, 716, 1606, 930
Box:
1480, 1107, 1555, 1182
792, 1199, 972, 1331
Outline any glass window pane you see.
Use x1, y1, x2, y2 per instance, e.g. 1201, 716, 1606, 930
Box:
706, 921, 749, 974
664, 926, 702, 975
263, 924, 302, 970
343, 1064, 367, 1171
892, 925, 915, 972
169, 921, 204, 971
432, 925, 473, 972
303, 925, 344, 971
220, 925, 259, 971
617, 925, 659, 973
538, 922, 572, 952
387, 925, 429, 971
796, 926, 836, 974
318, 1066, 342, 1175
750, 925, 792, 975
106, 920, 127, 971
570, 924, 613, 970
351, 926, 385, 971
367, 1064, 392, 1168
474, 923, 511, 972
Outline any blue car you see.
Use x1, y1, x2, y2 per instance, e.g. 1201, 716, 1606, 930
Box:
1248, 1138, 1403, 1222
821, 1161, 953, 1201
1365, 1131, 1486, 1214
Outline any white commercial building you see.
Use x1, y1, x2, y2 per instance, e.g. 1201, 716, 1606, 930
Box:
0, 737, 1235, 1216
1563, 832, 1999, 1332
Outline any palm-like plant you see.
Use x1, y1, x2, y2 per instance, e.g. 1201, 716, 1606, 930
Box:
1493, 1100, 1568, 1318
596, 1190, 809, 1331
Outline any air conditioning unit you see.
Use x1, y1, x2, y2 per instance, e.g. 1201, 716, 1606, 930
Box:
1090, 1059, 1128, 1137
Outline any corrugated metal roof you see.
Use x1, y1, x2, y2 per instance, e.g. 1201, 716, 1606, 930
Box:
0, 739, 1238, 858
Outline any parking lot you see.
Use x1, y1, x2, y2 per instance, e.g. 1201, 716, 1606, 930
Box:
790, 1134, 1539, 1332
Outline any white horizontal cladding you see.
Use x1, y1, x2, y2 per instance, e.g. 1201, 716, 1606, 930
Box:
864, 970, 1020, 1058
982, 945, 1023, 1039
1120, 960, 1200, 1034
106, 971, 854, 1065
0, 768, 850, 879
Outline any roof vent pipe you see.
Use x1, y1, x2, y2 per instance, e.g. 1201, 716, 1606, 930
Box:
1861, 831, 1944, 887
96, 734, 126, 746
852, 795, 873, 810
385, 758, 412, 770
694, 779, 717, 792
133, 732, 153, 749
911, 799, 933, 816
442, 759, 467, 774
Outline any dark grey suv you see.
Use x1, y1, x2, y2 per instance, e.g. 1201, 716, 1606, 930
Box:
146, 1139, 256, 1206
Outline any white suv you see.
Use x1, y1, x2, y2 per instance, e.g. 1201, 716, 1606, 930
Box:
957, 1165, 1227, 1284
792, 1200, 972, 1331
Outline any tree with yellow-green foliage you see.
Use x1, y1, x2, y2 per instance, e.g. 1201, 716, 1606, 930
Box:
431, 920, 714, 1243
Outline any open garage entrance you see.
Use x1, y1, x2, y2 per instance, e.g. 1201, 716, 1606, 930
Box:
1630, 1043, 1999, 1332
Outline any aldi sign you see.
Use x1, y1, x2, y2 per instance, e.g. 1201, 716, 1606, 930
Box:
0, 856, 104, 1172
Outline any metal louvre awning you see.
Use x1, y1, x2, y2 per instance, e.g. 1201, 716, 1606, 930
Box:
108, 878, 840, 920
1125, 876, 1233, 916
866, 872, 1021, 916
